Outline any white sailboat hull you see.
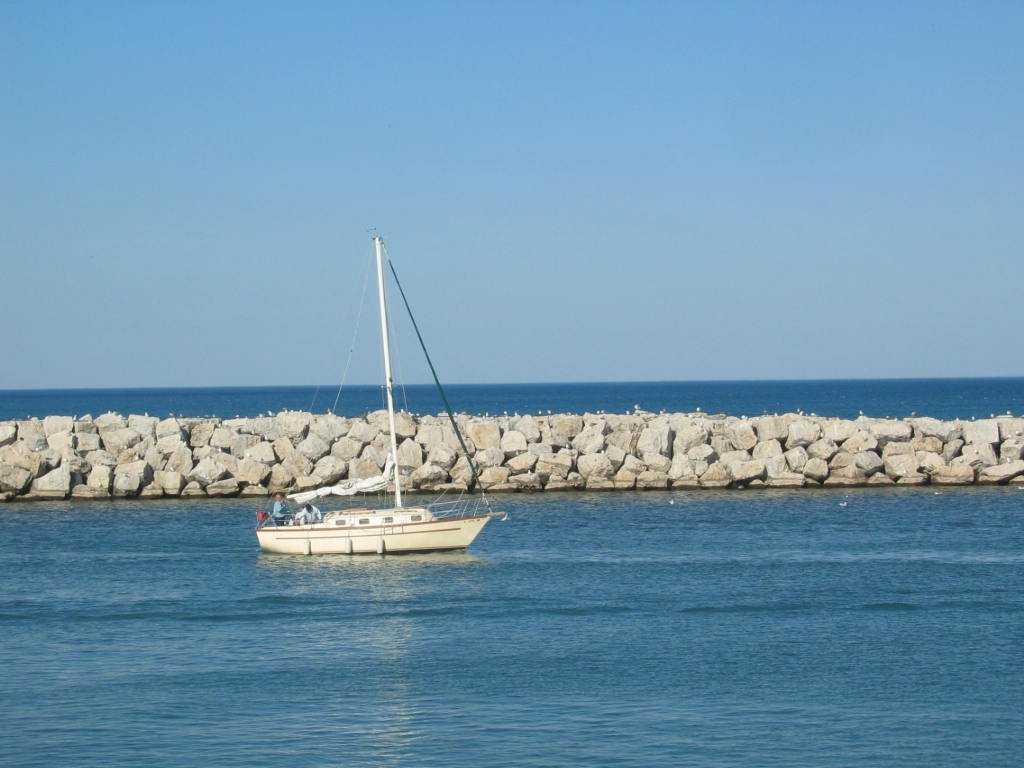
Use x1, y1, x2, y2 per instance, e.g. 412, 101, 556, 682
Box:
256, 513, 494, 555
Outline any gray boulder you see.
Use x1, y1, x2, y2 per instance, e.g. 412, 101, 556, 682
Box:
978, 460, 1024, 484
724, 420, 757, 451
929, 463, 975, 485
0, 462, 32, 493
295, 434, 330, 462
30, 466, 71, 498
962, 419, 1000, 447
802, 457, 830, 482
786, 421, 820, 449
275, 411, 311, 441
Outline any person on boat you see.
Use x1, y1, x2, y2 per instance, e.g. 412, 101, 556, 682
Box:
271, 493, 289, 523
294, 503, 322, 526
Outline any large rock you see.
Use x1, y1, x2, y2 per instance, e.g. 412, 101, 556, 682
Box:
867, 419, 913, 447
94, 412, 126, 431
395, 438, 423, 470
910, 417, 961, 443
473, 447, 505, 469
189, 421, 217, 448
276, 411, 312, 441
726, 460, 765, 484
536, 451, 573, 481
348, 457, 381, 481
752, 439, 783, 460
507, 452, 538, 473
513, 415, 542, 442
189, 456, 230, 486
842, 430, 878, 454
883, 453, 920, 479
165, 445, 193, 476
87, 465, 112, 490
784, 446, 808, 473
367, 409, 417, 439
576, 453, 614, 480
828, 452, 867, 481
466, 420, 501, 451
479, 466, 510, 488
99, 427, 142, 454
150, 470, 184, 495
962, 419, 1000, 447
802, 457, 830, 482
822, 419, 856, 443
155, 418, 186, 441
43, 415, 74, 436
29, 466, 70, 498
113, 460, 152, 497
1, 443, 45, 477
998, 418, 1024, 441
636, 420, 673, 458
549, 414, 584, 440
295, 434, 330, 462
699, 463, 732, 488
410, 463, 447, 487
16, 420, 47, 451
724, 420, 757, 451
427, 444, 459, 470
309, 414, 350, 443
854, 451, 884, 475
673, 424, 708, 454
501, 429, 529, 457
1000, 437, 1024, 463
807, 439, 839, 461
929, 463, 975, 485
978, 460, 1024, 484
786, 421, 820, 449
347, 420, 380, 445
243, 441, 277, 464
955, 443, 998, 469
753, 415, 790, 443
0, 423, 16, 448
233, 458, 271, 486
0, 462, 32, 493
205, 479, 241, 497
571, 426, 606, 455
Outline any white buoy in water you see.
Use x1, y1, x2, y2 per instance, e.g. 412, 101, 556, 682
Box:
343, 538, 353, 554
304, 539, 312, 556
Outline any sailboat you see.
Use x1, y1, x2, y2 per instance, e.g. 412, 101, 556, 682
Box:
256, 235, 503, 555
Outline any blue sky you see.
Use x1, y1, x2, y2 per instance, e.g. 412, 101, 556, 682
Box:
2, 1, 1021, 389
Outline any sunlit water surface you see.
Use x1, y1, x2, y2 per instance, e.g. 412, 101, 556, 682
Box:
1, 488, 1022, 766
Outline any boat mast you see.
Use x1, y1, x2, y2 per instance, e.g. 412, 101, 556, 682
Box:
374, 235, 403, 508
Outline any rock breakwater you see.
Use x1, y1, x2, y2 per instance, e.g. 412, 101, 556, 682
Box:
1, 410, 1023, 502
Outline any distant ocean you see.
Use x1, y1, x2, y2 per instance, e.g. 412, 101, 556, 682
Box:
1, 378, 1022, 422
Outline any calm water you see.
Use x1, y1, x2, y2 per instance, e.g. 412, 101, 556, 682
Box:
1, 488, 1022, 767
1, 378, 1023, 421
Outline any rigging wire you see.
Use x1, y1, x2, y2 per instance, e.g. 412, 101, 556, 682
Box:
331, 247, 375, 414
382, 246, 490, 510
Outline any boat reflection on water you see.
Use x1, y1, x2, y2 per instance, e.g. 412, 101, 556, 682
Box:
256, 550, 484, 575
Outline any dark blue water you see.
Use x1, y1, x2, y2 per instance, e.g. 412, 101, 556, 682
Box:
1, 378, 1023, 421
1, 488, 1022, 767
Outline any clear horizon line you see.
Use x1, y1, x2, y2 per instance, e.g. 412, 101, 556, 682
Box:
2, 374, 1023, 394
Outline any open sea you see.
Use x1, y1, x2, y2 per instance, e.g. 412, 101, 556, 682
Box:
1, 379, 1023, 766
1, 377, 1023, 421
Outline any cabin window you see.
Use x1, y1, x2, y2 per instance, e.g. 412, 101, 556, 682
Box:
384, 516, 393, 523
411, 515, 422, 521
359, 519, 370, 525
335, 520, 346, 526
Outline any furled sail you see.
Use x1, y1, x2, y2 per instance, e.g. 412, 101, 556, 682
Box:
287, 458, 394, 505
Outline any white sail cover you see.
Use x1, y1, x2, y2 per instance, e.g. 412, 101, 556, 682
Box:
287, 458, 394, 505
